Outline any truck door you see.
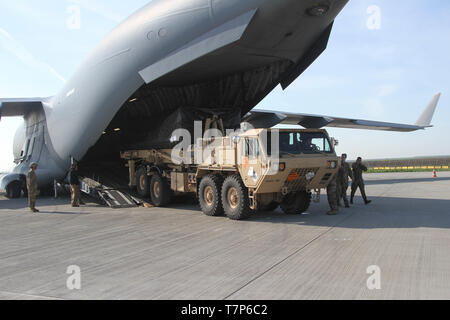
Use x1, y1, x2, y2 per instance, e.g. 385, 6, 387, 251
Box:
239, 137, 263, 188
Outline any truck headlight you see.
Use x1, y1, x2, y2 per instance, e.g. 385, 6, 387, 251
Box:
328, 161, 337, 169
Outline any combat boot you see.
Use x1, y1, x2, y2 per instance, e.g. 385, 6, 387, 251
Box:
344, 199, 350, 208
327, 209, 338, 216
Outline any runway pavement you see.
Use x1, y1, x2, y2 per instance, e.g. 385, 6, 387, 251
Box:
0, 172, 449, 300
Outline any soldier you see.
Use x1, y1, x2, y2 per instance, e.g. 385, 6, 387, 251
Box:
337, 153, 353, 208
351, 157, 372, 205
327, 175, 339, 215
69, 163, 83, 207
26, 162, 39, 213
301, 137, 318, 153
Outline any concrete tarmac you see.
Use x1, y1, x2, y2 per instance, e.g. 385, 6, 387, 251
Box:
0, 172, 449, 300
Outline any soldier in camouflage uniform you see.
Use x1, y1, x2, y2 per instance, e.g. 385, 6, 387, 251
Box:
327, 175, 339, 215
351, 157, 372, 205
26, 162, 39, 213
337, 154, 353, 208
69, 163, 84, 207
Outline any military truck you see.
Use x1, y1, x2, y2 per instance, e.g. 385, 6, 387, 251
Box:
121, 128, 339, 220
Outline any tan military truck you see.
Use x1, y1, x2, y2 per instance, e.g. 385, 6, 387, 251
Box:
121, 128, 339, 220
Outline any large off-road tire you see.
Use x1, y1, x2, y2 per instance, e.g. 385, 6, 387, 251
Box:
198, 174, 224, 217
136, 167, 150, 197
6, 181, 22, 199
299, 191, 312, 212
259, 201, 280, 212
221, 175, 252, 220
150, 173, 172, 207
281, 191, 312, 215
327, 177, 339, 210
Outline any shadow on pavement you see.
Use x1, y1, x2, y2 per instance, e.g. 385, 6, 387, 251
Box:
169, 195, 450, 230
0, 198, 29, 210
38, 211, 91, 215
2, 194, 450, 230
0, 196, 99, 211
366, 177, 450, 185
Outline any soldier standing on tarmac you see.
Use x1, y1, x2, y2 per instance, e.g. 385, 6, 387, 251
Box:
351, 157, 372, 205
26, 163, 39, 213
337, 153, 353, 208
327, 175, 339, 215
69, 163, 84, 207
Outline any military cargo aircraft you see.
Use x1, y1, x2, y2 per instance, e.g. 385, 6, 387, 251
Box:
0, 0, 439, 198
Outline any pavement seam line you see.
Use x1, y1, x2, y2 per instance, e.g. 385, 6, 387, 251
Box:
0, 290, 66, 300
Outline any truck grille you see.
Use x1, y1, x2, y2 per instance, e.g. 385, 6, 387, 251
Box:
320, 173, 333, 185
284, 168, 320, 192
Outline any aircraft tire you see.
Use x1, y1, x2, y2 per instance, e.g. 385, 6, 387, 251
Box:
6, 181, 22, 199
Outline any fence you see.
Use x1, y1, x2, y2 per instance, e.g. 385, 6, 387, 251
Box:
362, 157, 450, 171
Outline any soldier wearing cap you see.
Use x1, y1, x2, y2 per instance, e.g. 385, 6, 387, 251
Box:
26, 163, 39, 213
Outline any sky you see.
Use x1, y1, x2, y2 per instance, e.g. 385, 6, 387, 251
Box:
0, 0, 449, 171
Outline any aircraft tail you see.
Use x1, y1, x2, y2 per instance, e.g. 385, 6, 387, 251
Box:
415, 93, 441, 127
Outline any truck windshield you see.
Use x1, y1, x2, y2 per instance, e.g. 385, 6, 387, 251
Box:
263, 131, 333, 156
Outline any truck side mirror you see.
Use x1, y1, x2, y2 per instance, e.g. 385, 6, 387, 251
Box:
331, 138, 339, 147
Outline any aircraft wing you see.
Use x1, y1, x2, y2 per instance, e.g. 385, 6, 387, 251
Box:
244, 93, 441, 132
0, 98, 44, 119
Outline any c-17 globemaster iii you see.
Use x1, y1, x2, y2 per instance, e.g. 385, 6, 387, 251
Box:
0, 0, 440, 203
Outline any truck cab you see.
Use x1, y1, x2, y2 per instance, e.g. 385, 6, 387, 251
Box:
236, 128, 338, 188
226, 128, 339, 216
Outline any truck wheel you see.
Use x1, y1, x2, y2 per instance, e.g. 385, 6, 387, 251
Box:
221, 175, 251, 220
198, 175, 224, 217
136, 167, 149, 197
281, 191, 311, 215
150, 173, 172, 207
6, 181, 22, 199
298, 191, 312, 212
259, 202, 280, 212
